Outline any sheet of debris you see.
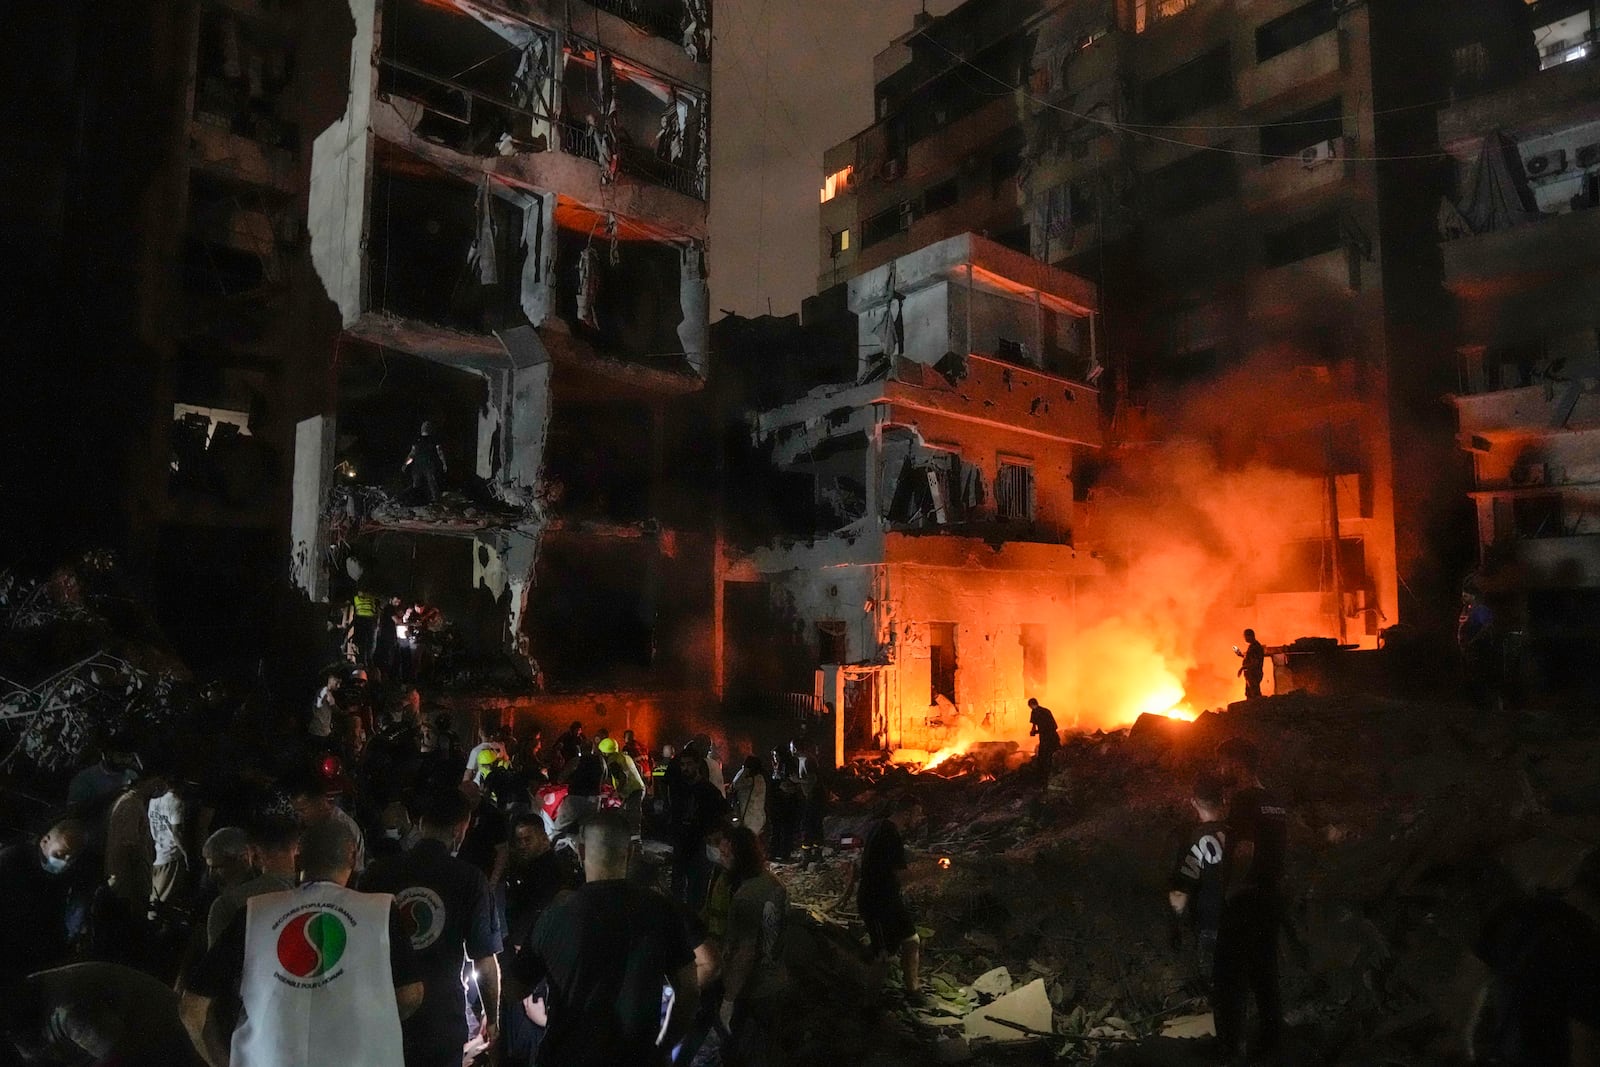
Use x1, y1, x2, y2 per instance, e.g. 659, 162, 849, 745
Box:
765, 693, 1600, 1065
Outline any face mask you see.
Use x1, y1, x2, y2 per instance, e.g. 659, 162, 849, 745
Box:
706, 844, 725, 867
43, 855, 71, 874
383, 828, 402, 840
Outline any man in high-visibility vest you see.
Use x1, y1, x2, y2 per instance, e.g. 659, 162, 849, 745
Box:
181, 818, 424, 1067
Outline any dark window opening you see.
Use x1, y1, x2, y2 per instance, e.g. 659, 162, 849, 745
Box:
1141, 46, 1231, 124
1146, 149, 1237, 217
1255, 0, 1337, 63
817, 620, 849, 665
1263, 210, 1342, 267
929, 622, 957, 704
923, 178, 960, 214
862, 204, 910, 248
1259, 97, 1342, 161
1020, 623, 1048, 692
1512, 494, 1564, 538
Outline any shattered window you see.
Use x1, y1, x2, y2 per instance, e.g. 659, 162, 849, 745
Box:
1255, 0, 1337, 63
996, 461, 1036, 522
928, 622, 958, 705
817, 621, 849, 666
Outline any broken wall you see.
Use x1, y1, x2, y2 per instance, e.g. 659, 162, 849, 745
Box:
308, 0, 376, 327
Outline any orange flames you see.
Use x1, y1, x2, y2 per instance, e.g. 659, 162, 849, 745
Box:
909, 442, 1345, 773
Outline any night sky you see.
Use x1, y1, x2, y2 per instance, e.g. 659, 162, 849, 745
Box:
708, 0, 962, 319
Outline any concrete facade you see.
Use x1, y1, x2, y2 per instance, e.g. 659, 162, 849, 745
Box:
295, 0, 718, 697
1441, 44, 1600, 691
724, 234, 1105, 760
815, 0, 1553, 649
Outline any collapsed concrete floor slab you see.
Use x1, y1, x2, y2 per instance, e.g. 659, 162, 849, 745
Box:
756, 692, 1600, 1066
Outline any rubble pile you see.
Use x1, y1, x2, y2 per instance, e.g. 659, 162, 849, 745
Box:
328, 482, 534, 535
0, 554, 197, 781
771, 694, 1600, 1065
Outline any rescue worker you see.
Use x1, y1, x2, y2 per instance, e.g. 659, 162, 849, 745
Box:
1213, 737, 1288, 1063
361, 788, 501, 1067
463, 723, 511, 785
1027, 697, 1060, 791
1234, 629, 1266, 701
598, 736, 647, 837
351, 590, 381, 666
404, 421, 448, 504
181, 818, 424, 1067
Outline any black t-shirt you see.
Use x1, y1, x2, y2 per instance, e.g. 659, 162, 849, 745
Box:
1170, 821, 1228, 932
1475, 894, 1600, 1067
859, 819, 907, 910
1241, 641, 1265, 677
361, 839, 502, 1052
505, 849, 584, 952
566, 752, 605, 796
458, 804, 509, 880
1224, 786, 1287, 893
186, 889, 423, 1000
523, 880, 695, 1067
1030, 706, 1060, 747
672, 779, 729, 847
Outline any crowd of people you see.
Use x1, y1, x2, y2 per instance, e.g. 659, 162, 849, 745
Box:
0, 662, 842, 1067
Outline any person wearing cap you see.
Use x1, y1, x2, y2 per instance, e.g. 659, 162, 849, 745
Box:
404, 421, 448, 504
463, 723, 511, 785
598, 737, 647, 836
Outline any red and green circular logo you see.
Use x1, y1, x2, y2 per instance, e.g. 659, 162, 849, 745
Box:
277, 909, 348, 978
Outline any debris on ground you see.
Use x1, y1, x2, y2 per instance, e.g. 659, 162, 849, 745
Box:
766, 693, 1600, 1065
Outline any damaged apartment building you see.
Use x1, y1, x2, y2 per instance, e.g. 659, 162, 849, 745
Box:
292, 0, 717, 702
1441, 10, 1600, 695
717, 233, 1104, 761
817, 0, 1563, 650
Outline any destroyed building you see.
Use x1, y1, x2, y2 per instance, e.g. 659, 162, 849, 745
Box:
4, 1, 350, 668
816, 0, 1556, 657
280, 0, 717, 724
718, 234, 1104, 762
1442, 26, 1600, 696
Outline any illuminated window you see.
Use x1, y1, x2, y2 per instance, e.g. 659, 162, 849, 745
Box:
820, 165, 854, 203
830, 228, 851, 255
1132, 0, 1201, 33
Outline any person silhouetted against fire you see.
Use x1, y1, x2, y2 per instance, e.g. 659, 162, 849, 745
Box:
1234, 630, 1266, 700
1026, 698, 1059, 791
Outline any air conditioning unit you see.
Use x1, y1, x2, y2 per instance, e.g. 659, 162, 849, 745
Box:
1300, 139, 1338, 168
1509, 462, 1547, 487
1577, 142, 1600, 169
881, 158, 903, 182
1524, 149, 1568, 179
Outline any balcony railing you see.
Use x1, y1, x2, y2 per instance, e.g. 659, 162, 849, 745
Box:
589, 0, 685, 41
556, 117, 706, 200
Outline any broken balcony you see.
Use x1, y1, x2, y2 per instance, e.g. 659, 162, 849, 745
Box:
375, 0, 707, 202
352, 148, 705, 377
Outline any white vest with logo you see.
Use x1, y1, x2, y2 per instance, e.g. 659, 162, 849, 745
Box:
231, 882, 406, 1067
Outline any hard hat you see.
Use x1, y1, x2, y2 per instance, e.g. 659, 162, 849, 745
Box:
598, 737, 619, 755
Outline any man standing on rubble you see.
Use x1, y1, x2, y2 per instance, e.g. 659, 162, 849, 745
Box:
1169, 772, 1229, 986
404, 421, 448, 504
857, 805, 921, 1005
1234, 629, 1266, 701
1213, 738, 1287, 1063
1027, 698, 1060, 791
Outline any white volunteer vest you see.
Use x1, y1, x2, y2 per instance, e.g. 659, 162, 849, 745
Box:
232, 882, 406, 1067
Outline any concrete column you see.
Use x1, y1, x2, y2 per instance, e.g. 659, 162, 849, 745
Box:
290, 415, 336, 601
